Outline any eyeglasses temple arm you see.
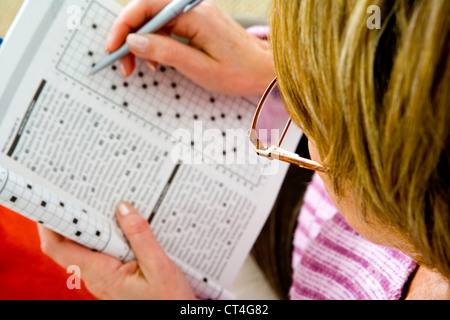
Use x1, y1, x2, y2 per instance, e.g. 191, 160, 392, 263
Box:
278, 119, 292, 148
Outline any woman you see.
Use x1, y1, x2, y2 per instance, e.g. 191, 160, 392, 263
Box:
38, 0, 449, 299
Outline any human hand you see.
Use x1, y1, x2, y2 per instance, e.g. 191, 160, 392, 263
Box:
38, 202, 195, 300
106, 0, 275, 96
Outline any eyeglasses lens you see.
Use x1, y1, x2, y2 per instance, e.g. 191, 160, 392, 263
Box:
255, 83, 292, 151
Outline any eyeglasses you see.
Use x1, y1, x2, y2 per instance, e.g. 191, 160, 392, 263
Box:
249, 77, 325, 172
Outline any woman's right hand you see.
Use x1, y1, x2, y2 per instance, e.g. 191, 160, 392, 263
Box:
106, 0, 275, 96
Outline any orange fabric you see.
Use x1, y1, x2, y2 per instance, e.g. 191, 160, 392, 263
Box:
0, 206, 96, 300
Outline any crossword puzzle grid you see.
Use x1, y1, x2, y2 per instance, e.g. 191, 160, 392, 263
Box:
0, 166, 110, 252
55, 0, 267, 186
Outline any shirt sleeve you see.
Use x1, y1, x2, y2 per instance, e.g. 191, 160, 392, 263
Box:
246, 25, 270, 40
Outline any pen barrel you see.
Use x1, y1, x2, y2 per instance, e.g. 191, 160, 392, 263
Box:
106, 44, 130, 63
138, 0, 191, 34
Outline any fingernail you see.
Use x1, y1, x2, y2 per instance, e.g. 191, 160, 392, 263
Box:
104, 33, 113, 53
144, 60, 157, 73
127, 34, 149, 53
118, 202, 132, 216
119, 60, 127, 78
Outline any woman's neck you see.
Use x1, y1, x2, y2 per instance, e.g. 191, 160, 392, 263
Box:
405, 266, 450, 300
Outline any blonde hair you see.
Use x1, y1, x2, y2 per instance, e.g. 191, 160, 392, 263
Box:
270, 0, 450, 279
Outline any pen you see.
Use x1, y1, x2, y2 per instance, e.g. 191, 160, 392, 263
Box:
90, 0, 203, 75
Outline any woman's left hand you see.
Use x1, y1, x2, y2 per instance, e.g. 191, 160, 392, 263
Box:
38, 202, 195, 300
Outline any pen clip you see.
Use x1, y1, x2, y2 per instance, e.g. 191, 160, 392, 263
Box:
183, 0, 203, 13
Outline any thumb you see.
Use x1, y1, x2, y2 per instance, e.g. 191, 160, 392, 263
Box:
126, 33, 215, 81
115, 202, 169, 276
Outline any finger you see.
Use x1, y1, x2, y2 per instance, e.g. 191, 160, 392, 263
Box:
106, 0, 172, 52
118, 53, 135, 77
125, 33, 217, 84
115, 202, 171, 280
119, 29, 168, 76
143, 60, 158, 73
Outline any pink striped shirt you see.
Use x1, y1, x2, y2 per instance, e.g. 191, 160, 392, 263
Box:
290, 173, 417, 299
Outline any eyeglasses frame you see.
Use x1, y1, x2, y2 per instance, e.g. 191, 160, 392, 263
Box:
249, 77, 325, 172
